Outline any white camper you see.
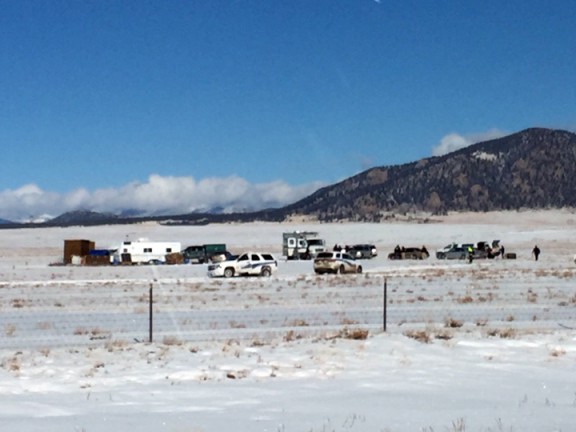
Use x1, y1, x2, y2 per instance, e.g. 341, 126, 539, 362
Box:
114, 239, 181, 264
282, 231, 326, 260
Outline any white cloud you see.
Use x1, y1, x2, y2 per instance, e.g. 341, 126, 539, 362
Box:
431, 129, 507, 157
0, 175, 325, 222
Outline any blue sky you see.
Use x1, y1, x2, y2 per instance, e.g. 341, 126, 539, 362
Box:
1, 0, 575, 221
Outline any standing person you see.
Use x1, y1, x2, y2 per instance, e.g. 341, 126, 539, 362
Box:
467, 245, 474, 263
532, 245, 541, 261
500, 244, 505, 259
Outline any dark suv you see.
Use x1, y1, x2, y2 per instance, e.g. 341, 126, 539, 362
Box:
183, 244, 228, 264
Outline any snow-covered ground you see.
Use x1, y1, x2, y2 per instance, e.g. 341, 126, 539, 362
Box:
1, 210, 576, 431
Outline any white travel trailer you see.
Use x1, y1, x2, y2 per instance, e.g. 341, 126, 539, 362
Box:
114, 239, 181, 264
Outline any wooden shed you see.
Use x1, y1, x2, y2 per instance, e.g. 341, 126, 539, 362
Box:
63, 239, 94, 264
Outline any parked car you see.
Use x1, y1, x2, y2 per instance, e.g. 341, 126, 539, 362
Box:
347, 244, 378, 259
207, 252, 277, 278
313, 252, 362, 274
437, 241, 503, 260
388, 246, 430, 260
436, 243, 472, 260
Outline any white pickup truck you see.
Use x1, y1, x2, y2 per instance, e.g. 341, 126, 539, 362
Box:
207, 252, 278, 278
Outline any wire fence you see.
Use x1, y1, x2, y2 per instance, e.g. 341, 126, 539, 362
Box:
1, 267, 575, 350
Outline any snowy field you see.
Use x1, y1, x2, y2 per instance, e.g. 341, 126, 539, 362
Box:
1, 210, 576, 431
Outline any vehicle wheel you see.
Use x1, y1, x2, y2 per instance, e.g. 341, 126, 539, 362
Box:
224, 267, 234, 278
339, 264, 346, 274
357, 265, 363, 274
261, 266, 271, 277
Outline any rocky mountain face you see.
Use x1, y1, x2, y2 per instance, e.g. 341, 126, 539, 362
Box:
276, 128, 576, 221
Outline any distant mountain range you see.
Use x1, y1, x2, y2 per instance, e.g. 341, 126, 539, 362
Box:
4, 127, 576, 228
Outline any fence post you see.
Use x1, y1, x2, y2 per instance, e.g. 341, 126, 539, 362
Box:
383, 278, 387, 332
149, 283, 153, 343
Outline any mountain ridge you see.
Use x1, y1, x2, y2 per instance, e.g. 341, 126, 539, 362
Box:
5, 127, 576, 228
277, 127, 576, 221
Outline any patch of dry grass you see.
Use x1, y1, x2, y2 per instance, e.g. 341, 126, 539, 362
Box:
1, 355, 21, 373
338, 328, 369, 340
162, 335, 183, 346
456, 295, 474, 304
11, 298, 26, 308
403, 329, 431, 343
444, 318, 463, 328
549, 347, 566, 357
284, 330, 303, 342
486, 328, 517, 338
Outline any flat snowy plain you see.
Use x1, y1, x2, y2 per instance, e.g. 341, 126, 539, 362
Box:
1, 210, 576, 432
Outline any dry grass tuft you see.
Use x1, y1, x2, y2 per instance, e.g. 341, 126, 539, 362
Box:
549, 347, 566, 357
456, 295, 474, 304
286, 319, 309, 327
435, 330, 453, 340
162, 335, 183, 346
105, 340, 129, 351
534, 269, 548, 277
486, 328, 517, 339
444, 318, 463, 328
284, 330, 303, 342
11, 299, 26, 308
338, 328, 369, 340
429, 269, 446, 277
4, 324, 17, 337
249, 339, 266, 347
1, 356, 21, 372
403, 329, 431, 343
229, 321, 247, 329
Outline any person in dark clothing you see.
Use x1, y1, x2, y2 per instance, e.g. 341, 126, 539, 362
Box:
500, 244, 505, 259
532, 245, 541, 261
